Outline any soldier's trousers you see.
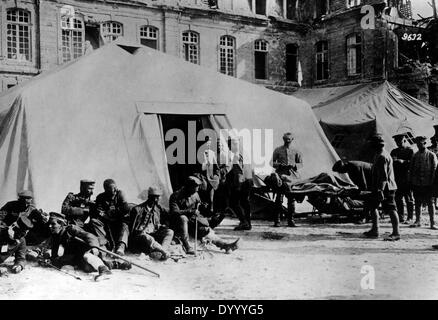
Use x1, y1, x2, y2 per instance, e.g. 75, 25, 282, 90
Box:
87, 218, 129, 249
131, 228, 174, 254
274, 193, 295, 224
229, 186, 251, 225
170, 215, 210, 243
395, 187, 414, 221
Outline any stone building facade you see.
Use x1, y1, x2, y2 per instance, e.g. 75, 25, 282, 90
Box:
0, 0, 400, 93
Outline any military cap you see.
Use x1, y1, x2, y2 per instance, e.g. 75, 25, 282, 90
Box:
186, 176, 202, 187
80, 179, 95, 186
18, 190, 33, 198
49, 212, 67, 224
392, 133, 407, 140
16, 216, 34, 231
415, 136, 427, 143
148, 186, 162, 196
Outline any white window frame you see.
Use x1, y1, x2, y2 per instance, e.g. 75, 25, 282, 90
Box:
6, 8, 32, 62
139, 25, 159, 50
254, 39, 268, 80
315, 40, 329, 81
346, 0, 361, 8
219, 35, 236, 77
347, 33, 362, 76
182, 31, 200, 65
61, 16, 85, 63
101, 21, 123, 43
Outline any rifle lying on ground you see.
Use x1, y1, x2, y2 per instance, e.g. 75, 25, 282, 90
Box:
38, 259, 83, 281
73, 236, 160, 278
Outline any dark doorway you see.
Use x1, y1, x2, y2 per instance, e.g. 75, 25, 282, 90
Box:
160, 115, 213, 191
85, 24, 100, 50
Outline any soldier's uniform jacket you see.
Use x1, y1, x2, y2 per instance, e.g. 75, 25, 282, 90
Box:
0, 201, 39, 226
49, 225, 100, 258
0, 226, 26, 268
129, 202, 167, 235
169, 188, 201, 217
95, 190, 130, 222
61, 193, 95, 227
271, 145, 303, 179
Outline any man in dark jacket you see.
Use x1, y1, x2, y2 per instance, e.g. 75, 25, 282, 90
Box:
0, 190, 49, 245
169, 176, 239, 254
43, 212, 112, 278
390, 133, 414, 223
90, 179, 130, 255
364, 135, 400, 241
61, 179, 96, 228
0, 216, 33, 275
129, 187, 173, 261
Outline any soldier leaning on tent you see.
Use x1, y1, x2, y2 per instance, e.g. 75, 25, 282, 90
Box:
0, 216, 34, 276
88, 179, 130, 256
0, 190, 50, 245
270, 132, 303, 228
129, 187, 173, 261
169, 176, 240, 254
61, 180, 96, 228
390, 133, 414, 224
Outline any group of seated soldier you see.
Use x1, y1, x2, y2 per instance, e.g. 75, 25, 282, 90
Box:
0, 176, 240, 279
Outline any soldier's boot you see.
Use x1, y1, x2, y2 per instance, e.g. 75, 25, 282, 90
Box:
94, 265, 112, 281
181, 237, 195, 255
204, 230, 240, 254
115, 242, 126, 256
149, 243, 170, 261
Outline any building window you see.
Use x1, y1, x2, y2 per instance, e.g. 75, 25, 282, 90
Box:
61, 16, 84, 63
6, 9, 31, 61
347, 33, 362, 76
315, 41, 329, 81
140, 26, 158, 50
255, 0, 266, 15
182, 31, 199, 64
219, 36, 235, 77
101, 22, 123, 43
286, 0, 297, 19
346, 0, 361, 8
286, 44, 298, 81
254, 40, 268, 80
316, 0, 329, 17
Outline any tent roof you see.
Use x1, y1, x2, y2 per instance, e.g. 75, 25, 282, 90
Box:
0, 43, 341, 211
292, 81, 438, 147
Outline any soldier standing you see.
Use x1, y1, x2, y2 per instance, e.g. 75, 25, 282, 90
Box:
271, 132, 303, 227
390, 133, 414, 223
363, 135, 400, 241
409, 136, 438, 229
129, 187, 174, 261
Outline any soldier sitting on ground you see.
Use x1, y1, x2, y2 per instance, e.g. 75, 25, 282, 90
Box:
0, 216, 34, 276
0, 190, 50, 245
61, 179, 96, 228
41, 212, 130, 280
169, 176, 240, 254
129, 187, 173, 261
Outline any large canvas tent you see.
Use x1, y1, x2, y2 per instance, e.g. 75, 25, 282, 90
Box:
292, 81, 438, 162
0, 42, 340, 212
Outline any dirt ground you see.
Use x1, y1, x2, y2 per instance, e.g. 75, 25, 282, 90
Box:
2, 203, 438, 300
